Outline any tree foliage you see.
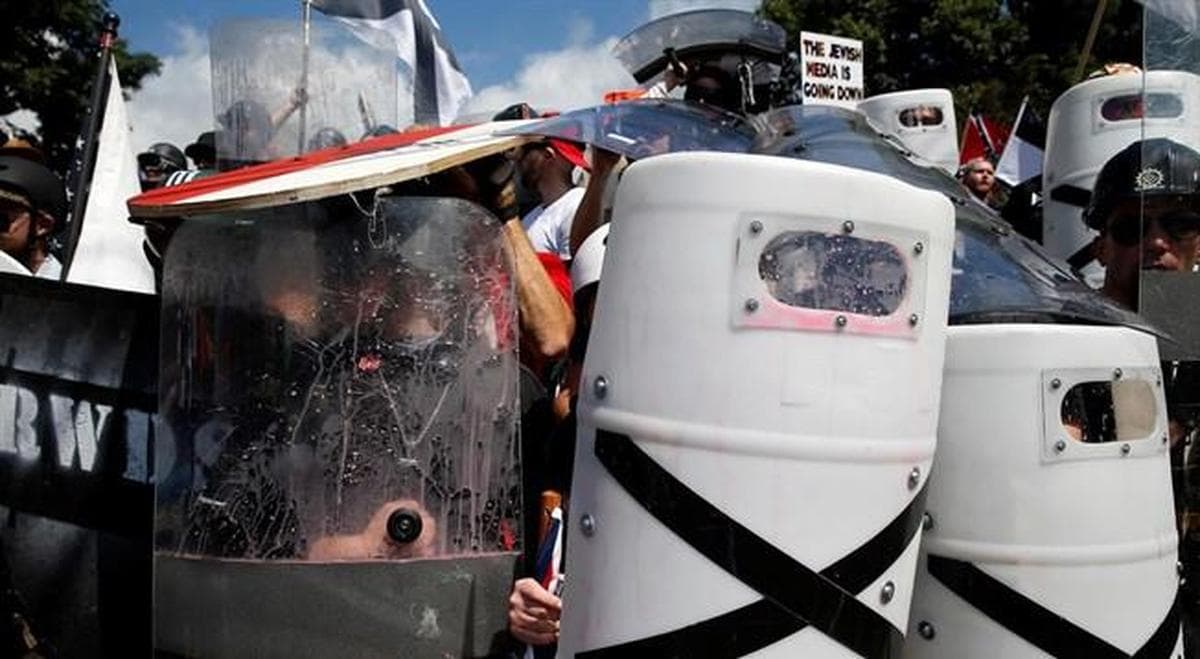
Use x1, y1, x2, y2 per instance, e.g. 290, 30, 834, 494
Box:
0, 1, 160, 175
762, 0, 1143, 124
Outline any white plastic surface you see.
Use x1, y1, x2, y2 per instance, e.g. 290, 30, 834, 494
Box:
1042, 70, 1200, 284
571, 223, 609, 294
905, 325, 1181, 658
859, 89, 959, 175
560, 152, 955, 656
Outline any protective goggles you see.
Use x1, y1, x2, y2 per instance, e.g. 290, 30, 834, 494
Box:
1107, 210, 1200, 246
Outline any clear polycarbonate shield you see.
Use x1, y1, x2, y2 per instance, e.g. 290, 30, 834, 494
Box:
154, 196, 520, 656
1139, 6, 1200, 358
210, 18, 398, 169
1144, 2, 1200, 636
501, 99, 756, 161
611, 9, 787, 83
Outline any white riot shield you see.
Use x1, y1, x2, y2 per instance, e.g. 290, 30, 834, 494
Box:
210, 18, 398, 169
858, 89, 959, 176
1042, 69, 1200, 287
904, 325, 1182, 657
559, 152, 954, 656
154, 196, 520, 658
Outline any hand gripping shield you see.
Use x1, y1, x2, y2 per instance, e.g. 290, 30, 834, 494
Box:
905, 326, 1182, 658
560, 152, 955, 657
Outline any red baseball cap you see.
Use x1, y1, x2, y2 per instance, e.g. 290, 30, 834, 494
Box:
547, 138, 590, 172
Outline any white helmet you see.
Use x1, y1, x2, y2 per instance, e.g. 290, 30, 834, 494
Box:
571, 223, 610, 295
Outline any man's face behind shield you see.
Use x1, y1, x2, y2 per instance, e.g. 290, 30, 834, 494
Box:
1098, 197, 1200, 307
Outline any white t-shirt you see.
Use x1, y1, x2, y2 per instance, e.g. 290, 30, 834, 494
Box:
522, 187, 584, 260
34, 254, 62, 280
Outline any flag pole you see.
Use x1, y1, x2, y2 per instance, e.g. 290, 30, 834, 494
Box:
299, 0, 312, 154
1074, 0, 1109, 82
61, 12, 120, 281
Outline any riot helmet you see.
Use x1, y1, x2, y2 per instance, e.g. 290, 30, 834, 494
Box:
362, 124, 399, 140
138, 142, 187, 191
138, 142, 186, 171
0, 155, 66, 225
307, 127, 348, 151
1084, 138, 1200, 230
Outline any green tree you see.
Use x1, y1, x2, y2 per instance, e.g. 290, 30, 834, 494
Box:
762, 0, 1143, 125
0, 2, 160, 175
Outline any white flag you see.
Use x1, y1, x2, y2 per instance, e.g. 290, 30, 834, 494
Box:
996, 97, 1047, 186
67, 60, 155, 294
312, 0, 472, 126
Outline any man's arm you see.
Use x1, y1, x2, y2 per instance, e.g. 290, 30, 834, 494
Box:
569, 148, 624, 256
501, 216, 574, 362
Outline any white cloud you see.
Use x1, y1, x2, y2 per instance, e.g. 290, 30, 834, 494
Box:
125, 25, 212, 155
463, 37, 635, 117
648, 0, 761, 20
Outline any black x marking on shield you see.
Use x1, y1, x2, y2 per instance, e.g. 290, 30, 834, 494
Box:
578, 430, 927, 658
927, 554, 1180, 658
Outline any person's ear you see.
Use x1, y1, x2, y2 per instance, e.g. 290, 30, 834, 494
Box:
32, 211, 55, 239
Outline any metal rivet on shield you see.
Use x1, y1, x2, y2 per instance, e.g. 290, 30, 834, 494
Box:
1054, 440, 1066, 453
913, 242, 924, 255
922, 512, 934, 531
1050, 378, 1062, 390
580, 514, 596, 537
749, 220, 763, 235
880, 581, 896, 605
835, 315, 848, 328
1113, 368, 1123, 380
744, 298, 760, 314
842, 220, 855, 234
593, 376, 609, 400
918, 621, 936, 640
907, 467, 921, 490
908, 314, 919, 327
1121, 443, 1132, 456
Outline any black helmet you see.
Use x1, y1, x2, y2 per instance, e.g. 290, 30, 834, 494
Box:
307, 127, 348, 151
185, 131, 216, 165
1084, 138, 1200, 229
137, 142, 186, 172
0, 155, 66, 223
362, 124, 399, 139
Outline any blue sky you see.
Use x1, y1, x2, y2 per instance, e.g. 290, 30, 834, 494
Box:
112, 1, 659, 89
105, 0, 760, 152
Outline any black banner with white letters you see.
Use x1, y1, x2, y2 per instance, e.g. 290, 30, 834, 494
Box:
0, 273, 157, 532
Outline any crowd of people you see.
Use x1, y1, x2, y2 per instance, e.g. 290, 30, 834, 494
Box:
2, 41, 1199, 656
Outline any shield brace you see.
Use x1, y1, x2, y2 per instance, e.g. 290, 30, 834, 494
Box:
1042, 70, 1200, 286
858, 89, 960, 176
559, 152, 955, 657
905, 325, 1182, 658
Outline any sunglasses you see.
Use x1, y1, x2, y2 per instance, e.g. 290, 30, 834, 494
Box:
1107, 210, 1200, 246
